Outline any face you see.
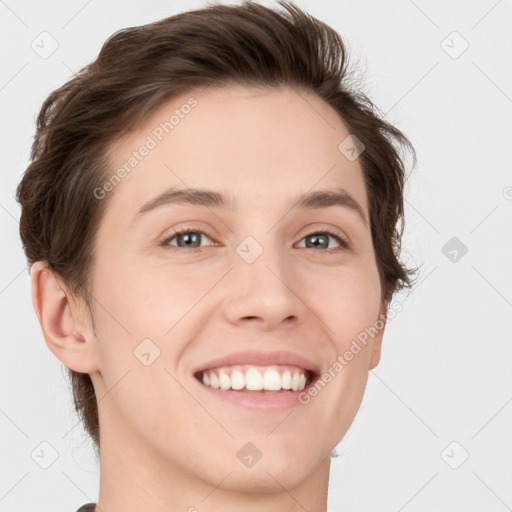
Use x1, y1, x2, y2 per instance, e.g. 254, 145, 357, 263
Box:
85, 84, 386, 491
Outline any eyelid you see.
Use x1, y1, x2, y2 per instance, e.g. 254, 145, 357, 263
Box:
296, 221, 350, 244
296, 223, 347, 239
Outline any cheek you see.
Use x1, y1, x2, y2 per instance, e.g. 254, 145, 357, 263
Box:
90, 264, 221, 390
309, 264, 382, 347
93, 263, 208, 339
89, 268, 198, 438
309, 265, 381, 419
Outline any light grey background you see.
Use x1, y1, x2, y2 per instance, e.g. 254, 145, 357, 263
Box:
1, 1, 511, 511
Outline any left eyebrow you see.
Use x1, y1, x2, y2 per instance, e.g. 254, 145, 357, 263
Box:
292, 188, 369, 226
131, 186, 368, 227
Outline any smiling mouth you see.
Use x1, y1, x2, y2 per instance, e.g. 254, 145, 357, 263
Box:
194, 365, 318, 393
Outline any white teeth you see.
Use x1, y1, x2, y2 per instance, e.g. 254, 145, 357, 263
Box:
263, 369, 282, 391
291, 372, 300, 391
230, 370, 245, 390
210, 372, 220, 389
200, 366, 309, 392
219, 370, 231, 390
245, 368, 263, 390
281, 370, 292, 389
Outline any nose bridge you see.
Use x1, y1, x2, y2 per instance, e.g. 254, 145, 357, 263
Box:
231, 202, 283, 268
236, 231, 290, 295
223, 230, 302, 327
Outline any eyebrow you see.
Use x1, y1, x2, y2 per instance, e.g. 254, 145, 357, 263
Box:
131, 186, 368, 226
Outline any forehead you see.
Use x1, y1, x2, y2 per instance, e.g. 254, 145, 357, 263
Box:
104, 84, 368, 219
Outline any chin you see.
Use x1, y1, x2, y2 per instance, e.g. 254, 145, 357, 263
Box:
219, 464, 313, 494
222, 444, 325, 493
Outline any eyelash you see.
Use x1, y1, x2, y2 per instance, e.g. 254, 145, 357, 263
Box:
159, 226, 350, 253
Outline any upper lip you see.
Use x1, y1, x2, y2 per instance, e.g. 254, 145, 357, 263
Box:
192, 350, 321, 376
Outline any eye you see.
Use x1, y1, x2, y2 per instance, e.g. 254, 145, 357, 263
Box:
296, 229, 350, 252
160, 228, 214, 251
160, 227, 350, 253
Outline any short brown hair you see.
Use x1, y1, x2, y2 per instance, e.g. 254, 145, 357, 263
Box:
16, 0, 418, 454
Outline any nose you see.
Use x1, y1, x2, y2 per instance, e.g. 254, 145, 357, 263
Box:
221, 240, 307, 331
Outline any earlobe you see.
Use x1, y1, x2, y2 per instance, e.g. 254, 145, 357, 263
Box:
30, 261, 99, 374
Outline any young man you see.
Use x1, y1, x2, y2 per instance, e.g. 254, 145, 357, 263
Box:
17, 1, 417, 510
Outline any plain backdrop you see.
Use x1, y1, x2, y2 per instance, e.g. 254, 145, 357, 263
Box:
1, 1, 511, 511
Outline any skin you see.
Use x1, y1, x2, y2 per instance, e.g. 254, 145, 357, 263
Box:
31, 84, 387, 511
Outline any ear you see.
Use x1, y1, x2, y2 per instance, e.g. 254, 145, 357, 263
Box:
369, 299, 388, 370
30, 261, 100, 374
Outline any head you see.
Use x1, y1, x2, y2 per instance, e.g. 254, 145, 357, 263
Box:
17, 0, 417, 493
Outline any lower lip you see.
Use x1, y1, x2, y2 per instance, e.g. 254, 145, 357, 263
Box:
194, 377, 315, 411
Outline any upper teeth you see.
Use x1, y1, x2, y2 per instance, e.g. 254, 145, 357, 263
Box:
199, 365, 309, 391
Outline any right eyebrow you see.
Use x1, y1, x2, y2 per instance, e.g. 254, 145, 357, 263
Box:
131, 187, 235, 225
